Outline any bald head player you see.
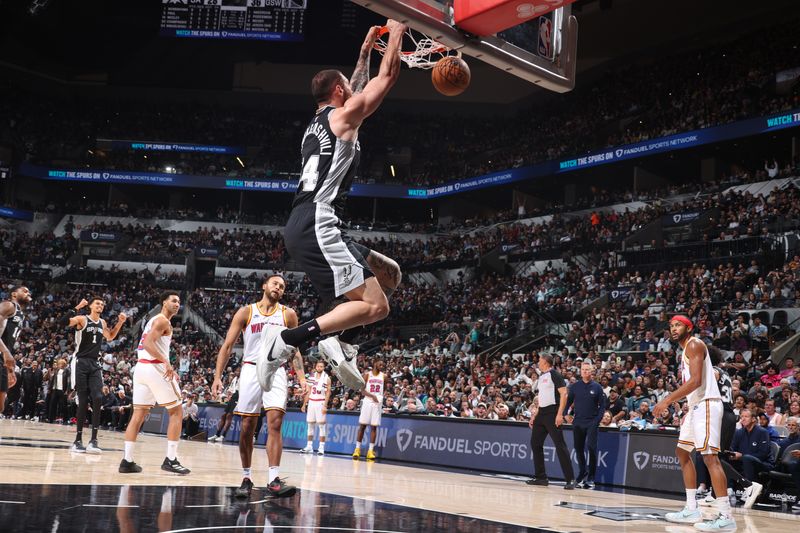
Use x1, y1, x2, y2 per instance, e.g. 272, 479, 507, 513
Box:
0, 286, 32, 413
652, 316, 735, 531
259, 21, 405, 395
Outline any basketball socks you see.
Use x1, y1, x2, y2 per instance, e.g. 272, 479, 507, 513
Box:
715, 497, 732, 519
318, 442, 325, 452
339, 326, 363, 345
242, 467, 251, 479
280, 319, 321, 347
685, 489, 698, 510
368, 442, 375, 452
167, 440, 179, 461
268, 466, 280, 482
75, 430, 83, 443
124, 441, 135, 462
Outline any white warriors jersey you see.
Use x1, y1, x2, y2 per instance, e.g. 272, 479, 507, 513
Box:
308, 371, 329, 401
242, 303, 288, 363
679, 338, 721, 407
137, 314, 172, 361
364, 371, 385, 404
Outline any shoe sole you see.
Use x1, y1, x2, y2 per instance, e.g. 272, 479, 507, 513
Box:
267, 486, 297, 498
321, 342, 364, 390
70, 448, 86, 454
161, 467, 191, 475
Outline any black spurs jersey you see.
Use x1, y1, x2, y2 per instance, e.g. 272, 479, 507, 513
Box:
1, 302, 23, 353
713, 365, 733, 412
74, 317, 105, 359
294, 106, 361, 215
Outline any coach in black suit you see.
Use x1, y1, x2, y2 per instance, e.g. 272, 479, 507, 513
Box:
564, 361, 605, 488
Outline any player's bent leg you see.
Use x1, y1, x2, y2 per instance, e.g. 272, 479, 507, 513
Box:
665, 447, 703, 524
365, 250, 402, 298
317, 277, 389, 334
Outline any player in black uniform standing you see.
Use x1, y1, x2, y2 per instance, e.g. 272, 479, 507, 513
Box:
260, 21, 405, 393
0, 286, 32, 414
66, 297, 126, 453
695, 346, 763, 508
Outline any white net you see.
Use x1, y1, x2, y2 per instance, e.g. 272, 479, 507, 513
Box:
373, 27, 456, 69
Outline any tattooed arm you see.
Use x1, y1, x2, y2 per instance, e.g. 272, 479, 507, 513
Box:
351, 26, 381, 94
366, 250, 402, 298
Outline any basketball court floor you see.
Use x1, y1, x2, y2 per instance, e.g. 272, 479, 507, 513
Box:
1, 421, 798, 532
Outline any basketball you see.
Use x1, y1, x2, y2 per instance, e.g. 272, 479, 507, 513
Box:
431, 56, 471, 96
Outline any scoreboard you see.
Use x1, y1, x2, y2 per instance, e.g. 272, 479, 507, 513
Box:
160, 0, 306, 42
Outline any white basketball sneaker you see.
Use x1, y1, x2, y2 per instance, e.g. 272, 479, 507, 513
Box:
318, 336, 365, 390
256, 326, 294, 392
741, 481, 762, 509
665, 507, 703, 524
694, 514, 737, 531
300, 445, 313, 454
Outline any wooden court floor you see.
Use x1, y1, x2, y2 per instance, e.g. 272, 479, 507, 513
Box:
1, 420, 799, 532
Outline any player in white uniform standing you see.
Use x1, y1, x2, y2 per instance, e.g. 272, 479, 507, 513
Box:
213, 275, 305, 499
119, 291, 190, 475
301, 360, 330, 455
353, 358, 386, 461
653, 315, 735, 531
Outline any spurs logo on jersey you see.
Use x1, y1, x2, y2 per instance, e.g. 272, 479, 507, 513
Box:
308, 372, 329, 401
137, 314, 172, 362
242, 303, 288, 363
713, 366, 733, 409
74, 317, 105, 359
294, 106, 361, 215
678, 338, 721, 406
0, 302, 23, 351
364, 371, 384, 404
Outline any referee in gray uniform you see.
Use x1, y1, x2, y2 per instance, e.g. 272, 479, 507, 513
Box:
564, 361, 605, 489
528, 354, 575, 489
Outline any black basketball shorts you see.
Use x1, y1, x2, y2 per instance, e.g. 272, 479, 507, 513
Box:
283, 202, 374, 305
71, 357, 104, 397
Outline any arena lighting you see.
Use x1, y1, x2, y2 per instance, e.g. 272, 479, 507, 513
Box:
165, 165, 174, 173
236, 157, 245, 168
390, 164, 395, 177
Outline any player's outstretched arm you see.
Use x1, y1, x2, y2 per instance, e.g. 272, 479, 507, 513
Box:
336, 19, 406, 130
65, 299, 89, 329
212, 306, 249, 398
350, 26, 380, 93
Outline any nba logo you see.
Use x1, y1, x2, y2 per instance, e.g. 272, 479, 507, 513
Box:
538, 17, 553, 59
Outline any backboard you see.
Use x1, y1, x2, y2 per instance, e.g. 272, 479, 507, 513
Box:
351, 0, 577, 92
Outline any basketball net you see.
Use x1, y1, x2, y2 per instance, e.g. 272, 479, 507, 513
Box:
373, 27, 458, 69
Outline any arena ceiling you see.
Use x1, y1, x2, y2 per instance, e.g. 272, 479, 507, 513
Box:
0, 0, 796, 105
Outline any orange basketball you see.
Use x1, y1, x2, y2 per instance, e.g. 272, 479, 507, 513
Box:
431, 56, 471, 96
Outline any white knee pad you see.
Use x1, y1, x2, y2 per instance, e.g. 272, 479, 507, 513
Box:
307, 425, 315, 438
318, 424, 326, 438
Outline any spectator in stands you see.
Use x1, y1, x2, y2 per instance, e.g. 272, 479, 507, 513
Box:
761, 364, 783, 389
764, 399, 782, 427
730, 409, 774, 483
758, 412, 782, 442
182, 393, 199, 439
780, 357, 795, 379
100, 385, 116, 427
750, 317, 769, 349
112, 386, 132, 430
780, 401, 800, 426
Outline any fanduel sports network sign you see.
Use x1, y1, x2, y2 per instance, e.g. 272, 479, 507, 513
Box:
79, 230, 120, 242
19, 108, 800, 200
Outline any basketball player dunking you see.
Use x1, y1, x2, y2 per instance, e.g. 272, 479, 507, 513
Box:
353, 358, 387, 461
119, 291, 190, 475
652, 316, 736, 531
258, 21, 405, 393
301, 360, 330, 455
66, 297, 126, 454
213, 275, 304, 499
0, 286, 31, 414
